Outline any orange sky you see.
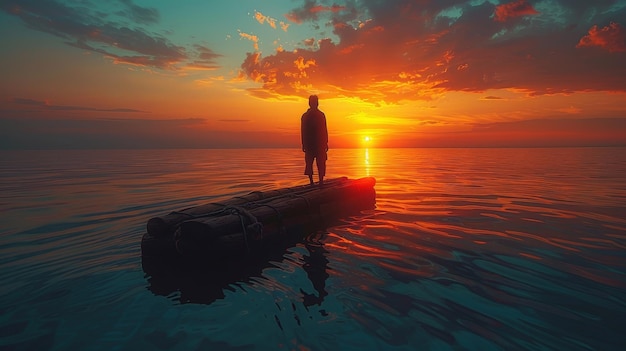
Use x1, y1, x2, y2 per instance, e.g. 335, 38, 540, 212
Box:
1, 0, 625, 149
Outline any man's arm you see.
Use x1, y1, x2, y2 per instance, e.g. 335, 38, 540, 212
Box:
323, 114, 329, 151
301, 115, 306, 152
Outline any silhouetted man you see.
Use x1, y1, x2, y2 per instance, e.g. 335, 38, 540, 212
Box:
301, 95, 328, 185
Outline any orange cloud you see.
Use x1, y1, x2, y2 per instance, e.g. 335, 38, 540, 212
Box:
310, 4, 346, 14
239, 31, 259, 51
254, 11, 290, 32
294, 57, 316, 71
241, 1, 626, 103
254, 11, 277, 29
494, 0, 539, 22
577, 22, 626, 53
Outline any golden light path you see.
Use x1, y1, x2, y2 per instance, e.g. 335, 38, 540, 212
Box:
362, 135, 371, 177
364, 148, 370, 177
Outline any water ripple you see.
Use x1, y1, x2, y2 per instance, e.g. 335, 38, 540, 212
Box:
1, 148, 625, 350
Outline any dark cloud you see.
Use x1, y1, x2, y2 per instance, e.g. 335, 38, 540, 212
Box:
0, 117, 298, 149
241, 0, 626, 103
285, 0, 350, 24
384, 117, 626, 148
218, 119, 250, 122
0, 0, 219, 70
8, 97, 146, 113
188, 45, 222, 70
494, 0, 539, 22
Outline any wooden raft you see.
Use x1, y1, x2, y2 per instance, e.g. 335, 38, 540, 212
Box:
141, 177, 376, 260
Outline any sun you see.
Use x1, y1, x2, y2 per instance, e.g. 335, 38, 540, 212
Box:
361, 135, 373, 148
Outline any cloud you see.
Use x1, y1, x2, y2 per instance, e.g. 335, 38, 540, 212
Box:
556, 106, 582, 114
464, 118, 626, 147
186, 45, 222, 70
577, 22, 626, 53
8, 97, 146, 113
0, 0, 220, 70
384, 117, 626, 148
240, 1, 626, 103
303, 37, 316, 47
255, 11, 278, 29
285, 0, 349, 24
239, 31, 260, 51
494, 0, 539, 22
0, 117, 299, 149
255, 11, 290, 32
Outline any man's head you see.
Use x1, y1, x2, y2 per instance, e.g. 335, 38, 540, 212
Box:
308, 95, 319, 108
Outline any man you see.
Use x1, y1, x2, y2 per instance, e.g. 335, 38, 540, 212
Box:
301, 95, 328, 185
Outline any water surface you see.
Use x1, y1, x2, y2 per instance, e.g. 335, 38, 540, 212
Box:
1, 148, 625, 350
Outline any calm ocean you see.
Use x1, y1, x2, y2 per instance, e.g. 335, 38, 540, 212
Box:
1, 148, 625, 351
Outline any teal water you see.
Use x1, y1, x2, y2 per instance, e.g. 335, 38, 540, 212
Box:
0, 148, 625, 350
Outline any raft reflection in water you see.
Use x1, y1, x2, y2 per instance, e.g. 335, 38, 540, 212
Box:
142, 231, 332, 305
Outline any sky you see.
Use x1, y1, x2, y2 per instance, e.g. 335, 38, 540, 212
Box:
1, 0, 625, 149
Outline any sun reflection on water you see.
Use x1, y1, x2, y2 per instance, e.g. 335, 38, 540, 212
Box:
364, 148, 370, 177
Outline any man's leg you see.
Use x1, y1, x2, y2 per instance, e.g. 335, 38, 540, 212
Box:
316, 152, 327, 185
304, 153, 315, 185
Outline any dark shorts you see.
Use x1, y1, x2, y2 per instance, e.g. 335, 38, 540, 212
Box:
304, 151, 327, 176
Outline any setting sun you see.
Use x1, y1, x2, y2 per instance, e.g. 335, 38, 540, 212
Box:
361, 135, 373, 148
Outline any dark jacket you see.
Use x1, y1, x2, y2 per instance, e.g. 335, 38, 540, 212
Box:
301, 108, 328, 153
